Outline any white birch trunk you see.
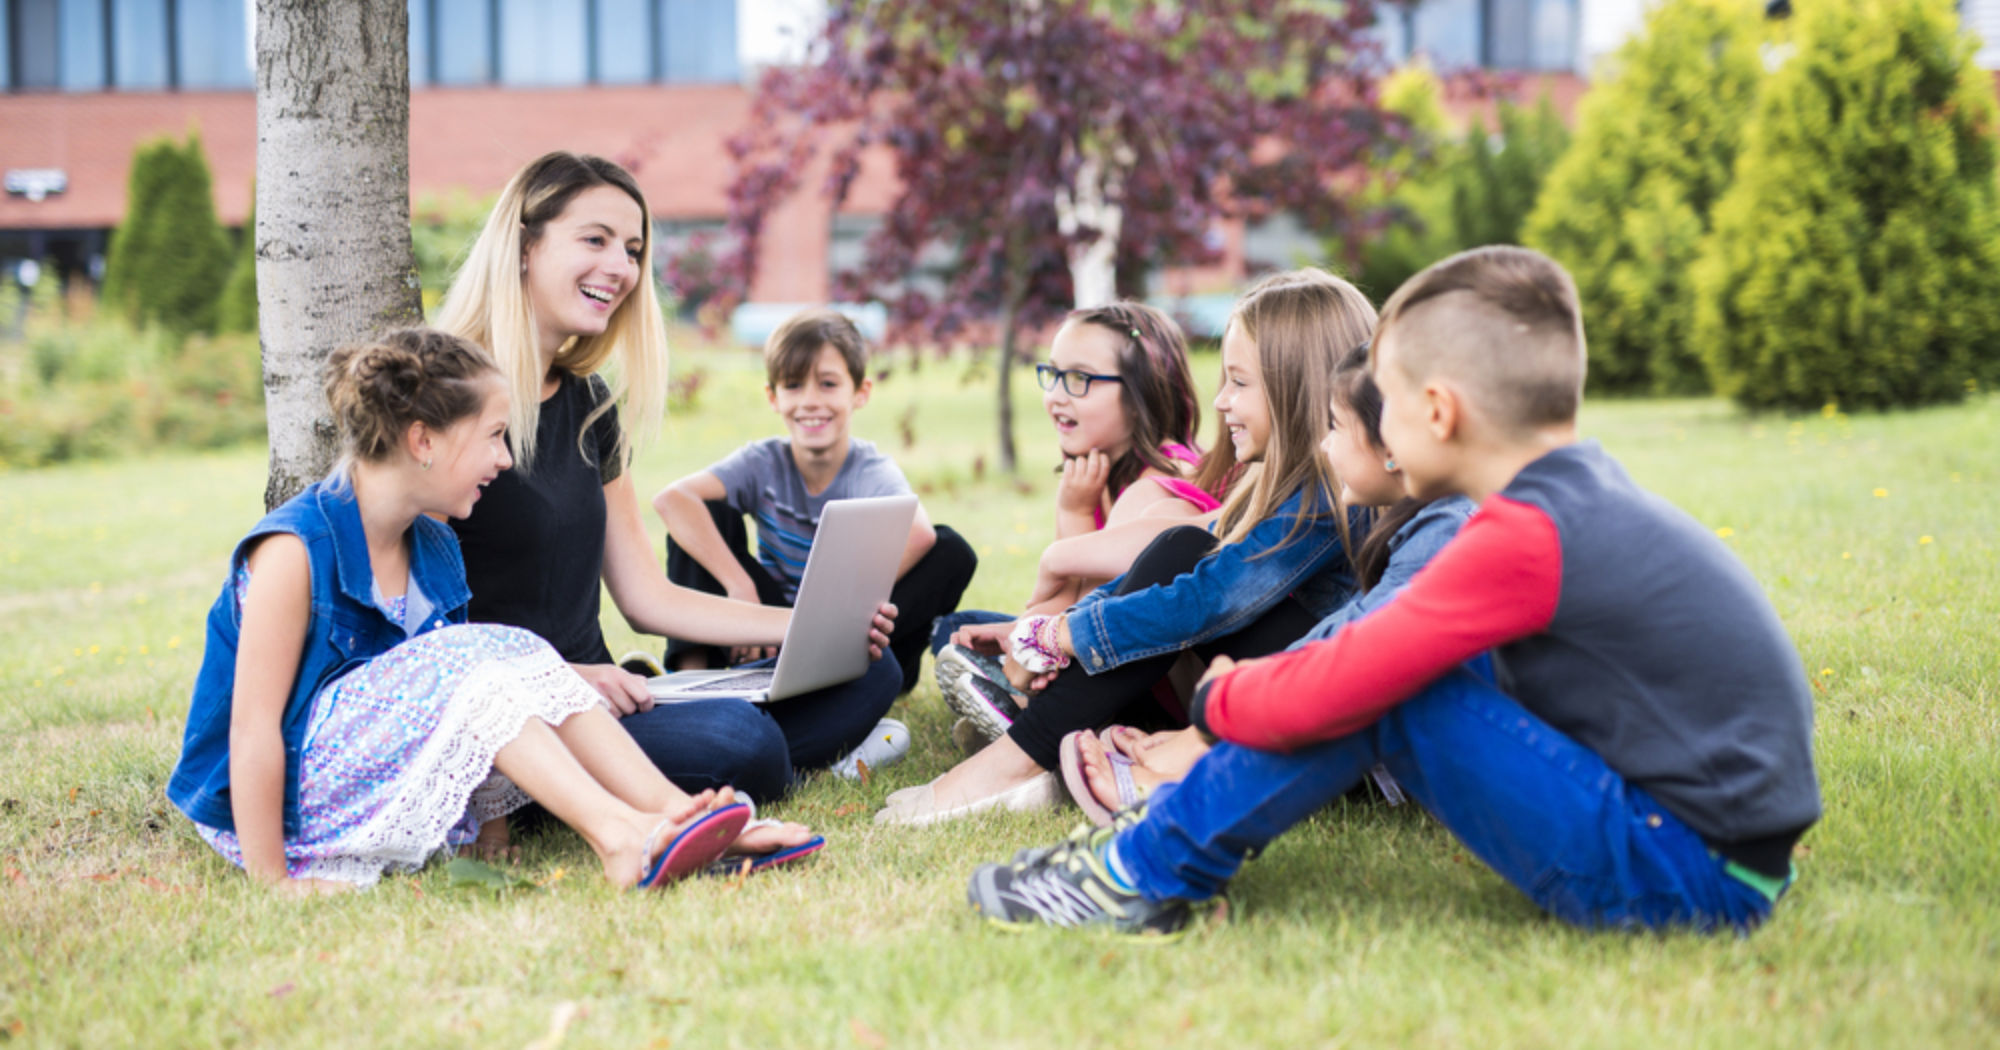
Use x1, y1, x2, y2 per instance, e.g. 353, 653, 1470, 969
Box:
1055, 148, 1127, 310
255, 0, 422, 509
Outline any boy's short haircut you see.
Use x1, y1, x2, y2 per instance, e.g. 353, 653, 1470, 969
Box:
765, 309, 869, 388
1373, 246, 1586, 431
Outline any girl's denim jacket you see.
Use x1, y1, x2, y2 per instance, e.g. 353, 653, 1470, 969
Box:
1290, 496, 1477, 647
1064, 485, 1360, 674
167, 478, 471, 837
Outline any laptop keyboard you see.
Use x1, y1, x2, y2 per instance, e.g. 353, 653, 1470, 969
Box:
677, 669, 777, 694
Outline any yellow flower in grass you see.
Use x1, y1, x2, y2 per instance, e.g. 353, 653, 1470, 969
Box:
1841, 552, 1852, 560
1873, 488, 1888, 499
1821, 402, 1839, 419
1820, 668, 1833, 677
1714, 527, 1735, 539
1919, 536, 1934, 546
167, 636, 182, 650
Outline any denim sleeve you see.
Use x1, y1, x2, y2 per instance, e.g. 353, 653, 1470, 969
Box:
1065, 495, 1345, 673
1290, 498, 1473, 649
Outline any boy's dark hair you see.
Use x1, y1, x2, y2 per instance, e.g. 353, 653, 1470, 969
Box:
1373, 246, 1586, 431
765, 309, 869, 388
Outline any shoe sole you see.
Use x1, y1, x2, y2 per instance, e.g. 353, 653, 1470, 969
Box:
940, 671, 1019, 745
964, 865, 1194, 941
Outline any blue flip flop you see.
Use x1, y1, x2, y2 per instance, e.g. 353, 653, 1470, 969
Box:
636, 802, 751, 890
702, 828, 827, 879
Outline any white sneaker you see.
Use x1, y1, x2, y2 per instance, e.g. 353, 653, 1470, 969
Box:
872, 771, 1061, 826
832, 718, 911, 780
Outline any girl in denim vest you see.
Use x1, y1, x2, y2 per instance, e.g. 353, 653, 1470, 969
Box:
880, 270, 1374, 825
168, 328, 791, 893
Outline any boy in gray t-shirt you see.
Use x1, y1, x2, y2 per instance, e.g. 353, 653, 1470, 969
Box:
653, 309, 976, 693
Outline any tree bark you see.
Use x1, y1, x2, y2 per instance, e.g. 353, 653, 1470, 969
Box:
995, 290, 1020, 476
255, 0, 422, 509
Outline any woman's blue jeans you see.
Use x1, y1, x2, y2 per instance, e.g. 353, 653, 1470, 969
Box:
1118, 663, 1784, 933
615, 650, 901, 804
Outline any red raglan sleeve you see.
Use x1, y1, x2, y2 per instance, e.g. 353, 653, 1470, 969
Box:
1199, 496, 1565, 751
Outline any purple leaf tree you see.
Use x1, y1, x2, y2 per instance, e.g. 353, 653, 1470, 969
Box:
687, 0, 1400, 471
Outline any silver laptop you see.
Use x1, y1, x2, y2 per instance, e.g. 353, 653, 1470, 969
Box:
647, 493, 918, 703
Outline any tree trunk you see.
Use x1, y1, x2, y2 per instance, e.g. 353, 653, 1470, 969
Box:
255, 0, 422, 509
1055, 144, 1128, 310
994, 290, 1020, 475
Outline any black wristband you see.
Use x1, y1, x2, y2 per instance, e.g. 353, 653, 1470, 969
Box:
1188, 678, 1221, 744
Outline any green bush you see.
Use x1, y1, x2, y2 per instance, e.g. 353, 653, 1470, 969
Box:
101, 133, 234, 337
0, 314, 263, 470
1693, 0, 2000, 411
1355, 71, 1570, 305
217, 186, 258, 334
1524, 0, 1765, 395
412, 190, 496, 308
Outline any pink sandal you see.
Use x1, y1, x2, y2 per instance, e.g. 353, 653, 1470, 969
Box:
635, 803, 751, 889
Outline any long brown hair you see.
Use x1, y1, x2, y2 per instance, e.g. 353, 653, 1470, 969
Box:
1063, 301, 1206, 500
1208, 269, 1377, 556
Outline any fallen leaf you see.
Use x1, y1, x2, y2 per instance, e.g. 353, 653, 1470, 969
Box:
849, 1018, 888, 1049
137, 876, 188, 895
5, 867, 24, 887
445, 857, 539, 894
67, 787, 79, 803
856, 758, 872, 787
269, 982, 295, 999
83, 870, 121, 883
832, 804, 863, 818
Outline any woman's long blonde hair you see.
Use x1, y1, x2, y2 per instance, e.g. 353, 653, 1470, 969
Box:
433, 151, 669, 472
1203, 268, 1377, 551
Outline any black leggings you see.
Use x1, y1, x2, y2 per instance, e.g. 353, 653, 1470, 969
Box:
663, 499, 978, 695
1006, 526, 1321, 770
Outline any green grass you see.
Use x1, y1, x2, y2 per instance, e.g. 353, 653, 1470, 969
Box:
2, 352, 1996, 1048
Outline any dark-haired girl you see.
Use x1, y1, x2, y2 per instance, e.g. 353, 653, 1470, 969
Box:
1062, 341, 1476, 820
167, 329, 782, 892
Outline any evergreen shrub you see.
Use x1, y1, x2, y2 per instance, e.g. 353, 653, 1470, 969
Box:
1693, 0, 2000, 411
1524, 0, 1764, 395
101, 133, 234, 337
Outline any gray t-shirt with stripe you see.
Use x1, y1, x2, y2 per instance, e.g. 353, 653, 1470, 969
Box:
708, 436, 912, 601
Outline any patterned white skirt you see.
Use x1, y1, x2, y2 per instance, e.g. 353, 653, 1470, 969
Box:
196, 623, 601, 886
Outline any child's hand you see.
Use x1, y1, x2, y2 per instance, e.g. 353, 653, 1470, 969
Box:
1196, 654, 1265, 692
1057, 450, 1112, 518
867, 602, 897, 660
951, 620, 1013, 655
1001, 652, 1058, 695
729, 644, 779, 666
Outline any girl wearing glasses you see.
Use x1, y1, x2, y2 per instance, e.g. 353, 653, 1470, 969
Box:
927, 304, 1222, 750
886, 273, 1369, 825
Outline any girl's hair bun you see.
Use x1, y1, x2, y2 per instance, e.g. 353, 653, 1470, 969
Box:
324, 328, 501, 467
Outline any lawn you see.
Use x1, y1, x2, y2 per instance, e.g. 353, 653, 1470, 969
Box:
1, 349, 1995, 1048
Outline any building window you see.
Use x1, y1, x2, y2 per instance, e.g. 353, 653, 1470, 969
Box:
499, 0, 587, 86
592, 0, 652, 84
660, 0, 736, 82
112, 0, 172, 90
176, 0, 251, 89
61, 0, 108, 90
431, 0, 496, 85
8, 0, 61, 90
1484, 0, 1576, 72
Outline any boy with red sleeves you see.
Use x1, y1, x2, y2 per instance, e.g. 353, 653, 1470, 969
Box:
967, 246, 1821, 936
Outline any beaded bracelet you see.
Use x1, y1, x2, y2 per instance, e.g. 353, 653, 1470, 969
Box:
1008, 615, 1071, 674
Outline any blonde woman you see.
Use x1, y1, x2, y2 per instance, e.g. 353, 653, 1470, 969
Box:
880, 270, 1373, 825
436, 153, 899, 860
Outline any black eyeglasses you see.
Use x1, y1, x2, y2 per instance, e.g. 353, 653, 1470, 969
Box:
1036, 363, 1123, 397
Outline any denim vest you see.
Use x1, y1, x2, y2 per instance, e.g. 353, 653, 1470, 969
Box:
1065, 485, 1360, 673
166, 478, 471, 836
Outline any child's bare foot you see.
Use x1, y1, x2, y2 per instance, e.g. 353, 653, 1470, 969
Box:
1076, 726, 1210, 813
728, 820, 816, 856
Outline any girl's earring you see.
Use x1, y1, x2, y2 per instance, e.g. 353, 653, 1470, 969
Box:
1383, 457, 1398, 472
421, 458, 433, 471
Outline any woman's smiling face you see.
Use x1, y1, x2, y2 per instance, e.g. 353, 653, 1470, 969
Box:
523, 184, 644, 355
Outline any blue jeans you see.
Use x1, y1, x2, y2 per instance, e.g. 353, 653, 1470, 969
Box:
1119, 664, 1784, 933
930, 609, 1014, 656
616, 650, 901, 804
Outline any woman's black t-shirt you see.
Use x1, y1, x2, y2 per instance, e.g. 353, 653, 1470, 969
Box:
451, 372, 624, 665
